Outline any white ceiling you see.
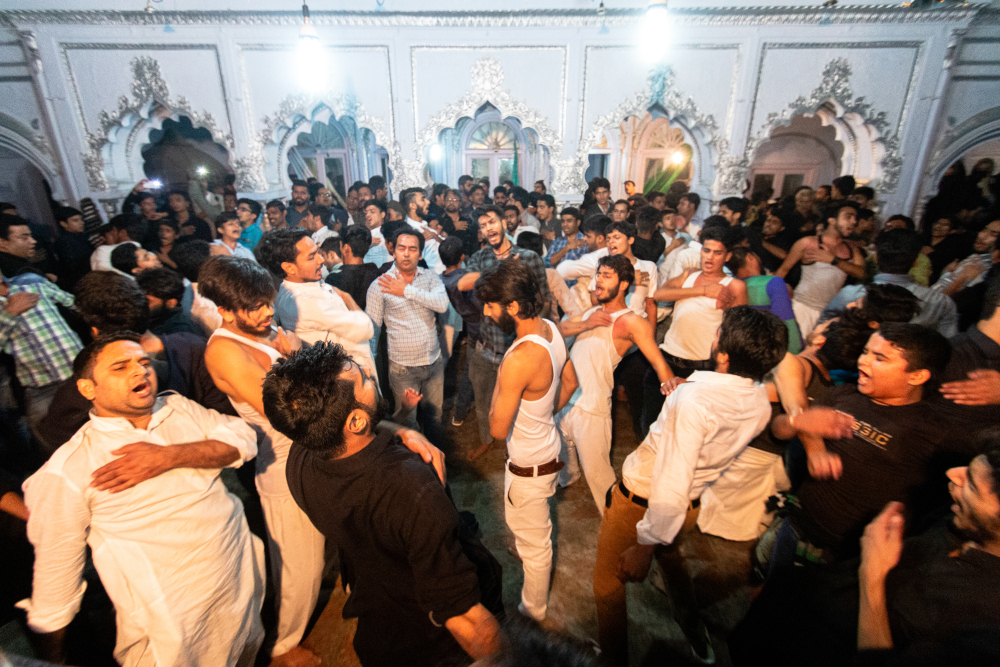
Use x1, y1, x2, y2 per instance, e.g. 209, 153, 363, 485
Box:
0, 1, 902, 13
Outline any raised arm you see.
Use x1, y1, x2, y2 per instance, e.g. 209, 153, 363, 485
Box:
774, 238, 807, 279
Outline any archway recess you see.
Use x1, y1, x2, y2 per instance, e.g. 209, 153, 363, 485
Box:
83, 56, 233, 192
748, 113, 843, 199
919, 105, 1000, 209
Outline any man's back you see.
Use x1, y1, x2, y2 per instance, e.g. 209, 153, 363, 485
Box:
326, 262, 380, 311
287, 429, 479, 667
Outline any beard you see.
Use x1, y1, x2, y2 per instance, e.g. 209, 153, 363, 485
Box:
360, 395, 390, 432
496, 309, 518, 334
597, 283, 621, 304
235, 313, 270, 337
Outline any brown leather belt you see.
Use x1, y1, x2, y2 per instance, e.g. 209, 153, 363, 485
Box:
507, 459, 565, 477
617, 480, 700, 510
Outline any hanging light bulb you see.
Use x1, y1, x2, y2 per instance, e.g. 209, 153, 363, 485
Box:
638, 0, 672, 64
296, 3, 327, 91
670, 150, 686, 166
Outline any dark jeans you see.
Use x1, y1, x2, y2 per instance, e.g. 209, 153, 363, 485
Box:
453, 338, 475, 422
613, 349, 651, 438
468, 346, 500, 446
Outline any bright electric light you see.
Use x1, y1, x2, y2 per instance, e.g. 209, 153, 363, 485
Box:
429, 144, 444, 162
670, 150, 685, 165
638, 0, 672, 64
195, 166, 208, 177
296, 3, 327, 91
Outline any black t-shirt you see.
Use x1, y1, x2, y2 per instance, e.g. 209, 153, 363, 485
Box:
797, 386, 975, 554
286, 429, 480, 667
632, 234, 666, 263
326, 263, 381, 311
935, 327, 1000, 432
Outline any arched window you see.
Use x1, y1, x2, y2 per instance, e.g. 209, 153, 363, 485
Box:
466, 120, 518, 185
638, 119, 692, 192
287, 119, 352, 199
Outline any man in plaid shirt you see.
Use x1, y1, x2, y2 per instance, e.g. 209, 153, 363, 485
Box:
0, 271, 82, 453
456, 206, 551, 460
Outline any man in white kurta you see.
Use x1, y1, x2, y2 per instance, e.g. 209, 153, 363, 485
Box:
20, 335, 264, 667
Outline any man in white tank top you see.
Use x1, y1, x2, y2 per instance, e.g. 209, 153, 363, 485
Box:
556, 255, 674, 514
202, 257, 445, 667
775, 201, 864, 337
476, 258, 567, 622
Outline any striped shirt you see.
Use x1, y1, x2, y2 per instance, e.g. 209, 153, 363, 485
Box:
366, 266, 449, 366
0, 275, 82, 387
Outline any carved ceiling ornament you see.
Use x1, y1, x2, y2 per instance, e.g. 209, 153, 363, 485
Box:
731, 57, 903, 194
251, 92, 401, 194
407, 57, 562, 190
83, 55, 233, 191
568, 64, 725, 196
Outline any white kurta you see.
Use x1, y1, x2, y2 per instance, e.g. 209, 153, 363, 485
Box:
20, 393, 265, 667
273, 279, 376, 377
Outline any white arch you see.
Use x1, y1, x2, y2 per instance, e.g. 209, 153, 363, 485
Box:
404, 58, 561, 190
571, 65, 722, 201
919, 105, 1000, 204
0, 112, 63, 197
83, 56, 233, 192
741, 59, 900, 195
255, 95, 399, 195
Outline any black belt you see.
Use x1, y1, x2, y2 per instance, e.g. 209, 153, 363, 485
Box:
508, 459, 565, 478
617, 480, 700, 511
663, 353, 713, 371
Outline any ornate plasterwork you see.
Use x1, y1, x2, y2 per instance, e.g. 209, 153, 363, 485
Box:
409, 57, 561, 190
569, 64, 725, 196
738, 58, 903, 193
0, 6, 986, 28
82, 55, 233, 191
253, 93, 401, 193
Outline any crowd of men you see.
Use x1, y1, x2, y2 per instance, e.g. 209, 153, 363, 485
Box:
0, 162, 998, 667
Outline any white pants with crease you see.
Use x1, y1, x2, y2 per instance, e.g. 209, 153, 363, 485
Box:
504, 467, 558, 621
258, 492, 326, 656
558, 405, 615, 516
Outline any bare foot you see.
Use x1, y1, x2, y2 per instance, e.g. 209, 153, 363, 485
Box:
466, 441, 492, 462
269, 645, 322, 667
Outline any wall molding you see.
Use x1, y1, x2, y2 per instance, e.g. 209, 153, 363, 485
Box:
0, 6, 988, 28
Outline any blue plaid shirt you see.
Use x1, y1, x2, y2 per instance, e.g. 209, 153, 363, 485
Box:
0, 274, 82, 387
366, 266, 449, 366
465, 245, 551, 358
545, 231, 587, 269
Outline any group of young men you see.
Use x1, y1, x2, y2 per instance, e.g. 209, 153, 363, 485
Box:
1, 169, 998, 667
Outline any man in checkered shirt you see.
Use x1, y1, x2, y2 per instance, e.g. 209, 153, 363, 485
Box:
0, 270, 83, 454
455, 205, 552, 461
366, 226, 450, 442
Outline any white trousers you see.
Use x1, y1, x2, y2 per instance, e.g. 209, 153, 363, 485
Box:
697, 446, 790, 542
791, 300, 823, 340
504, 467, 558, 621
258, 492, 326, 656
558, 405, 615, 516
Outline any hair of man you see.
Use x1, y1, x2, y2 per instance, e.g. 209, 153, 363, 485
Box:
515, 231, 544, 257
581, 215, 611, 238
170, 239, 211, 283
719, 196, 749, 218
474, 257, 543, 321
341, 225, 372, 258
860, 284, 921, 325
136, 267, 185, 303
255, 228, 311, 278
680, 192, 701, 209
605, 220, 637, 241
598, 254, 635, 293
875, 228, 923, 275
266, 199, 286, 213
198, 256, 278, 313
110, 243, 141, 275
214, 210, 240, 233
439, 236, 465, 268
560, 207, 582, 222
75, 270, 150, 334
308, 204, 332, 227
877, 322, 952, 387
320, 236, 342, 255
717, 306, 788, 381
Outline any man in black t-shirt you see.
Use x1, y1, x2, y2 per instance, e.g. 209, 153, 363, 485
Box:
784, 324, 978, 557
265, 343, 500, 667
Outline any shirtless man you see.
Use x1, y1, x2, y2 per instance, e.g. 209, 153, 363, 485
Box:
202, 257, 445, 667
557, 254, 674, 513
477, 258, 568, 622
